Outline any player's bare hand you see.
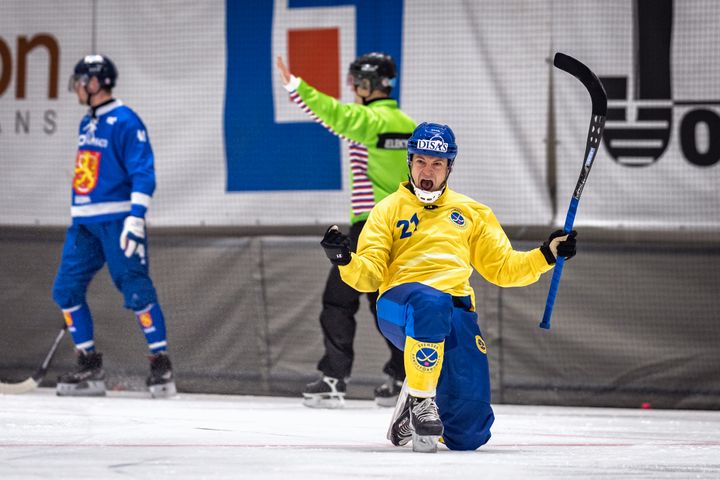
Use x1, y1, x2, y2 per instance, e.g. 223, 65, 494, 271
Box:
276, 56, 292, 85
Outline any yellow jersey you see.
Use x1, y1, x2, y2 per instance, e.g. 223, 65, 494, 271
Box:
338, 183, 553, 309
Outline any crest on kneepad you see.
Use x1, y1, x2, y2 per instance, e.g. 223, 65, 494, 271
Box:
411, 343, 440, 373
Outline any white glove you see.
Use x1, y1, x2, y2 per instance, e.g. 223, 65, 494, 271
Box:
120, 215, 146, 259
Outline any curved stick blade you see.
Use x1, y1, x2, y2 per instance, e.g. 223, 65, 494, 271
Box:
554, 52, 608, 116
0, 326, 67, 394
0, 377, 39, 395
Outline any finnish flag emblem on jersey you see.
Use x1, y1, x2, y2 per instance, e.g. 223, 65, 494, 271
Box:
416, 136, 448, 153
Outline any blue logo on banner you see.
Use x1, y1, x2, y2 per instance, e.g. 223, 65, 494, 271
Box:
224, 0, 404, 191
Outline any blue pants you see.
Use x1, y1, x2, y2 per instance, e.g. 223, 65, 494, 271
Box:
52, 220, 158, 311
377, 283, 494, 451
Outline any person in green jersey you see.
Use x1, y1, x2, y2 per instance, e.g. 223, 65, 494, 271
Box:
276, 52, 416, 408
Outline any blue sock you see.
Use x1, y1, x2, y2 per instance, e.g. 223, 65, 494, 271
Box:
62, 303, 95, 352
134, 303, 168, 353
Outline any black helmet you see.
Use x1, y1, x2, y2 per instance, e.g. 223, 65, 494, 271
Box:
348, 52, 396, 93
69, 54, 118, 91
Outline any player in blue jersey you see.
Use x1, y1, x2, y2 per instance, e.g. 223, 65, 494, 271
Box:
52, 55, 175, 398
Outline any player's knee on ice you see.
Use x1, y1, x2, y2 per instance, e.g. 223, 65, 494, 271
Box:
437, 395, 494, 450
435, 308, 494, 450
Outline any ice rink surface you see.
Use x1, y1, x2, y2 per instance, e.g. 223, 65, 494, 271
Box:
1, 389, 720, 479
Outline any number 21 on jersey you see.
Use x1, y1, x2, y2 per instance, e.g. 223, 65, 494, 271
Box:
396, 213, 419, 239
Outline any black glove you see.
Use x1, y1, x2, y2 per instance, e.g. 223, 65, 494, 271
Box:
320, 225, 352, 266
540, 229, 577, 265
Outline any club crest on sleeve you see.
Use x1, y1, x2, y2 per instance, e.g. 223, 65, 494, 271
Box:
475, 335, 487, 354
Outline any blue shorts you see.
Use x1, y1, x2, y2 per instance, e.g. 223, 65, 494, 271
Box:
377, 283, 494, 451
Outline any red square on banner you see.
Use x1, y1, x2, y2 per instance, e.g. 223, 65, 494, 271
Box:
288, 28, 340, 99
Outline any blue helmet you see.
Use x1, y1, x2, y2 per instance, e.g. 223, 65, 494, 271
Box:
69, 54, 117, 91
407, 122, 458, 166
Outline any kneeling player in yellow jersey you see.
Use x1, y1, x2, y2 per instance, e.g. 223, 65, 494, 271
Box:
319, 122, 577, 453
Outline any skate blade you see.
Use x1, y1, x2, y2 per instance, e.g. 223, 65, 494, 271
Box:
302, 393, 345, 409
391, 435, 411, 447
374, 395, 398, 408
386, 379, 409, 441
412, 433, 440, 453
56, 380, 106, 397
390, 427, 412, 447
149, 381, 177, 398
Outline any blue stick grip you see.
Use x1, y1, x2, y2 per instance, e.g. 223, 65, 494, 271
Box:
539, 256, 565, 329
539, 197, 579, 329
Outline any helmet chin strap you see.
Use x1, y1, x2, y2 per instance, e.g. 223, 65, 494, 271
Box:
84, 87, 94, 107
409, 168, 452, 204
83, 82, 101, 107
353, 86, 370, 105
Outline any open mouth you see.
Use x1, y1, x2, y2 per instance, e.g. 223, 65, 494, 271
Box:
420, 179, 434, 190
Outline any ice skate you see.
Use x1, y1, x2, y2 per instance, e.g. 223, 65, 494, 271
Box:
56, 350, 106, 396
147, 352, 176, 398
409, 396, 444, 453
302, 376, 346, 408
387, 379, 411, 446
374, 376, 404, 407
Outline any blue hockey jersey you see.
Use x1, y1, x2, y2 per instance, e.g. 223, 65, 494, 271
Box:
70, 99, 155, 224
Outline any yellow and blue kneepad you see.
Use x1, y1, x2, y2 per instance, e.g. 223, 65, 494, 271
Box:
404, 336, 444, 397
